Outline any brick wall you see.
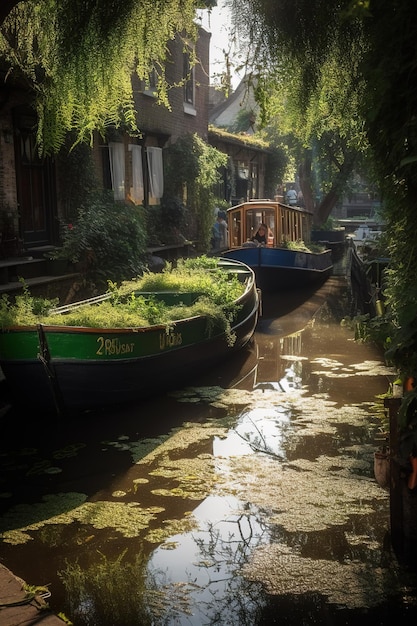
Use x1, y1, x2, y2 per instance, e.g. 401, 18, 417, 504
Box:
133, 27, 210, 145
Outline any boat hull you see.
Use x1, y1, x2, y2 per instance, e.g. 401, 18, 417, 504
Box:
221, 246, 333, 292
0, 260, 259, 415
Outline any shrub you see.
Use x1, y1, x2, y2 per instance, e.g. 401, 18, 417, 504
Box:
53, 192, 147, 287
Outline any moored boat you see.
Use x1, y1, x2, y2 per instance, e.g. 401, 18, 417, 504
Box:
220, 199, 333, 291
0, 257, 260, 416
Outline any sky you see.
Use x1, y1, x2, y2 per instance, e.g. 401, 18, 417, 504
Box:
197, 1, 242, 89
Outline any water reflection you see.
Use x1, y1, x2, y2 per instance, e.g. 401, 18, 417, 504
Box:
214, 407, 291, 459
148, 495, 270, 626
1, 278, 417, 625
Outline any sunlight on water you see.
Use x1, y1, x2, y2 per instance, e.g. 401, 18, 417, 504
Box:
1, 280, 417, 624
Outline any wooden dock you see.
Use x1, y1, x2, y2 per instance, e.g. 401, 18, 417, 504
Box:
0, 564, 67, 625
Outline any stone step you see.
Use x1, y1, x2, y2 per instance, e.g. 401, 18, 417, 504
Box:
0, 256, 48, 284
0, 272, 80, 300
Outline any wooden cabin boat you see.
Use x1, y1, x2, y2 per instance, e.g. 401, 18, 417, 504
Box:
0, 258, 260, 416
221, 199, 333, 292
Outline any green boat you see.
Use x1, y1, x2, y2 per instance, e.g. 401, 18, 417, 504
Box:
0, 257, 260, 416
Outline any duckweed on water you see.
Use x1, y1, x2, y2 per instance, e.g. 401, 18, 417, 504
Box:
311, 357, 394, 379
242, 544, 400, 609
0, 354, 399, 612
170, 385, 259, 411
26, 460, 62, 476
53, 443, 86, 459
145, 515, 197, 544
101, 435, 169, 463
0, 494, 165, 545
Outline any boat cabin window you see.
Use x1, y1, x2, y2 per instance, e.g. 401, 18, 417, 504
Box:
230, 212, 242, 247
227, 200, 313, 248
228, 205, 276, 247
246, 209, 275, 244
282, 209, 304, 242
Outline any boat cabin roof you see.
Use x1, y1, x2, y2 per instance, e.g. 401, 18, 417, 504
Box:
225, 199, 313, 249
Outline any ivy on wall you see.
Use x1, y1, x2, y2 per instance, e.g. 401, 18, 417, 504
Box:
163, 133, 228, 251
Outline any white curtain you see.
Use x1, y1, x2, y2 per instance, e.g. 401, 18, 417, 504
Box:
128, 144, 144, 204
146, 147, 164, 199
108, 142, 125, 201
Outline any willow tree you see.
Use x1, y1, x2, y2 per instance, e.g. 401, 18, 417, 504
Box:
226, 0, 371, 226
259, 46, 369, 226
230, 0, 417, 461
0, 0, 215, 154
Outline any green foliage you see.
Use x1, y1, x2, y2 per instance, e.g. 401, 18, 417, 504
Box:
0, 257, 245, 347
280, 239, 317, 252
231, 0, 417, 450
0, 282, 58, 328
263, 145, 288, 199
52, 192, 147, 288
341, 312, 393, 354
228, 109, 256, 134
58, 549, 162, 625
234, 0, 369, 225
317, 216, 336, 231
163, 134, 228, 251
118, 256, 245, 307
343, 305, 417, 463
145, 198, 188, 246
0, 0, 201, 154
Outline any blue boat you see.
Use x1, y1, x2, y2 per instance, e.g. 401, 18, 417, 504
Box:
221, 199, 333, 292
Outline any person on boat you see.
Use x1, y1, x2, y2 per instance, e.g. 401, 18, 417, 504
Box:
251, 223, 268, 245
211, 210, 228, 251
286, 185, 297, 206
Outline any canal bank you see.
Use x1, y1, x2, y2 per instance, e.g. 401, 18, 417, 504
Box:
0, 563, 66, 625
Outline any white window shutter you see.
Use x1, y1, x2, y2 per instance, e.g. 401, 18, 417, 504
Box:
146, 147, 164, 200
128, 144, 144, 204
109, 142, 125, 201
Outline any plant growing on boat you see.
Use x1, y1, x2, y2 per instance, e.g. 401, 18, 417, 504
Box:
281, 239, 324, 253
0, 281, 58, 328
0, 259, 244, 345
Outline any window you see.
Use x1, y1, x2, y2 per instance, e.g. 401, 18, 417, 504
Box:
183, 51, 196, 114
128, 144, 144, 204
108, 142, 125, 201
146, 147, 164, 200
144, 67, 158, 97
107, 142, 163, 204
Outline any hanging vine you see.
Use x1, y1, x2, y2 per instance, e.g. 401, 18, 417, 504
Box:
0, 0, 212, 154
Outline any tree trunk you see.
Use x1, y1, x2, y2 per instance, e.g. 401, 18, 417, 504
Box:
298, 149, 314, 212
299, 146, 357, 228
315, 151, 357, 226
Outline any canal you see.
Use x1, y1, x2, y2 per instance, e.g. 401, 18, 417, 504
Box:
1, 275, 417, 625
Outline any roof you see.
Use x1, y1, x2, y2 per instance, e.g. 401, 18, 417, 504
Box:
208, 126, 271, 153
209, 76, 259, 131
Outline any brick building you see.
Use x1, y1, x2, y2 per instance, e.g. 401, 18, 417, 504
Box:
0, 19, 271, 262
0, 26, 211, 257
208, 125, 270, 204
208, 76, 270, 204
